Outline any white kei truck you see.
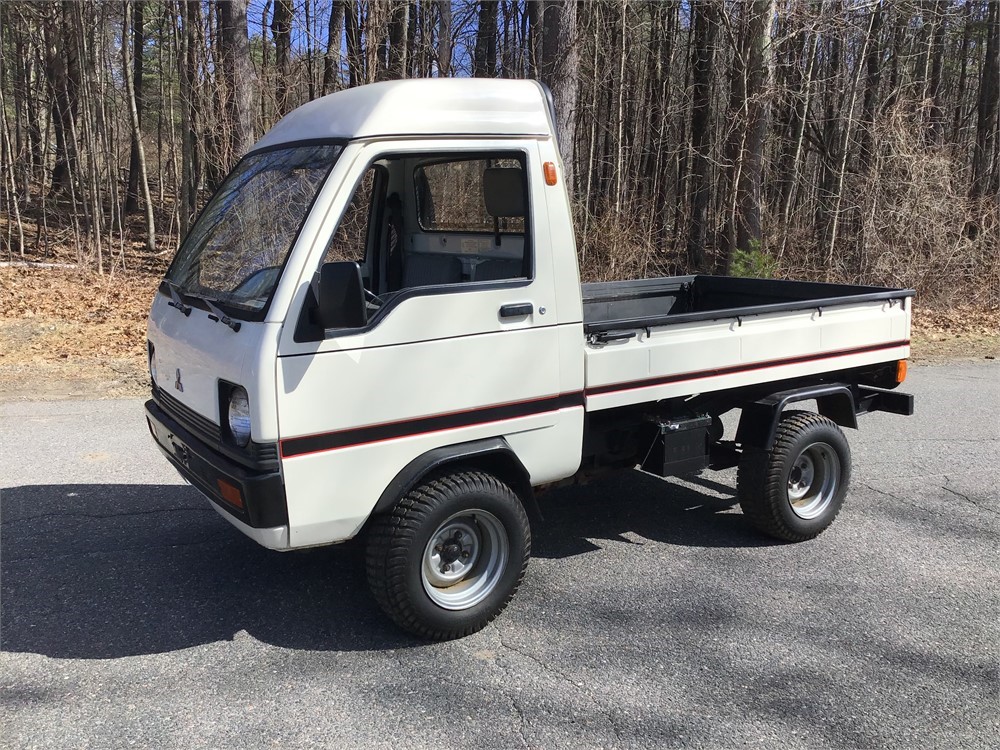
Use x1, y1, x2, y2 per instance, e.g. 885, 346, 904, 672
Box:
145, 79, 914, 640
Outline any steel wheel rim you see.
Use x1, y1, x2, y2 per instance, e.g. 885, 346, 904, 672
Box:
421, 510, 509, 611
786, 442, 841, 520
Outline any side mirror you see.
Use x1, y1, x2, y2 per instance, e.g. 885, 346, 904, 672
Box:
317, 261, 368, 330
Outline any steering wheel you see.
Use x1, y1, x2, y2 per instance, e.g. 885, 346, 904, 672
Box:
364, 289, 383, 308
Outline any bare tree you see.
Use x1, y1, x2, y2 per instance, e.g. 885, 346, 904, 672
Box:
272, 0, 293, 116
535, 0, 579, 195
970, 0, 999, 208
474, 1, 499, 77
122, 0, 155, 251
219, 0, 255, 160
687, 1, 718, 272
323, 0, 346, 93
124, 0, 145, 214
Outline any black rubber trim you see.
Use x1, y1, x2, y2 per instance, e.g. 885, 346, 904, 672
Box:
735, 384, 857, 450
145, 399, 288, 528
586, 340, 910, 397
152, 385, 279, 471
280, 392, 585, 459
371, 437, 533, 516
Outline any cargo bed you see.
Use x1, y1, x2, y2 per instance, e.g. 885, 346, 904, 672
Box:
583, 275, 914, 333
582, 276, 914, 411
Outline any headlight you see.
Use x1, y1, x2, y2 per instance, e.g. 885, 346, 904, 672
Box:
149, 346, 158, 385
227, 387, 251, 447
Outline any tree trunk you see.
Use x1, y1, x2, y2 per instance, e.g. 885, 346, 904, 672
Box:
44, 2, 81, 196
323, 0, 346, 92
387, 1, 410, 79
536, 0, 579, 195
436, 1, 452, 76
686, 1, 717, 272
122, 0, 156, 251
272, 0, 293, 115
952, 1, 973, 144
735, 0, 773, 262
526, 0, 542, 78
124, 0, 144, 213
970, 0, 999, 206
180, 0, 200, 235
859, 1, 883, 174
474, 2, 499, 77
219, 0, 255, 159
927, 0, 947, 142
345, 0, 363, 87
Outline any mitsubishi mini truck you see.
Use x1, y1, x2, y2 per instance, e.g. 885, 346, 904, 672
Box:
145, 79, 914, 639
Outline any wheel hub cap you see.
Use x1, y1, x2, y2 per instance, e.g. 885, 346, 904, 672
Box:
421, 511, 510, 611
786, 442, 841, 520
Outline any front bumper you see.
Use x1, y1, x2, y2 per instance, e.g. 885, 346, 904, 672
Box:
145, 399, 289, 532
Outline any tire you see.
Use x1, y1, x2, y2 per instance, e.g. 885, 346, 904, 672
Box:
365, 469, 530, 640
737, 410, 851, 542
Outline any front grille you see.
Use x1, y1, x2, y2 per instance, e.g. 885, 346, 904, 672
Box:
153, 385, 279, 470
157, 387, 221, 445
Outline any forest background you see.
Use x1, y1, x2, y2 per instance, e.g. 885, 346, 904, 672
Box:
1, 1, 998, 398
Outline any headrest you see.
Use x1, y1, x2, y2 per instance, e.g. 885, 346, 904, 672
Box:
483, 167, 525, 218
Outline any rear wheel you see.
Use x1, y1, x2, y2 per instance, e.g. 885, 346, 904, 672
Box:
737, 411, 851, 542
365, 470, 530, 640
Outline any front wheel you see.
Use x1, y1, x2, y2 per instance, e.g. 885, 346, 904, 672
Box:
365, 470, 530, 640
737, 411, 851, 542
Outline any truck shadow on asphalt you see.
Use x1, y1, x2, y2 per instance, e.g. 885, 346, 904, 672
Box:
1, 473, 772, 659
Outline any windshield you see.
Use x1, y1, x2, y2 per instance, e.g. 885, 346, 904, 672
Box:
165, 143, 342, 318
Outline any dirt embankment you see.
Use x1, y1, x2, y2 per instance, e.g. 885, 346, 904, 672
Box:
0, 266, 997, 402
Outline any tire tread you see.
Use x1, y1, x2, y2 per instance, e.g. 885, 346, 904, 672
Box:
737, 411, 849, 542
365, 470, 529, 640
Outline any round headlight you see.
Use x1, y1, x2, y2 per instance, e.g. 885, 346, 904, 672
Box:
149, 347, 158, 385
228, 387, 251, 447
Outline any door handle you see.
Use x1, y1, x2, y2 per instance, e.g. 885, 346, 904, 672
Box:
499, 303, 533, 318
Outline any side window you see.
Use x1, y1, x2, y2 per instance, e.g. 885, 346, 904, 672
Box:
324, 167, 379, 264
407, 156, 530, 287
415, 158, 526, 235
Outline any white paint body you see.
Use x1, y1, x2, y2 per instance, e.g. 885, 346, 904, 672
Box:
146, 80, 911, 551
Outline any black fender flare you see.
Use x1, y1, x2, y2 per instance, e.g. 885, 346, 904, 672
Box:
370, 437, 538, 519
735, 384, 857, 451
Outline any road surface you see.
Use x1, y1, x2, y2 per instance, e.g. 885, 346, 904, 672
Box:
1, 362, 997, 749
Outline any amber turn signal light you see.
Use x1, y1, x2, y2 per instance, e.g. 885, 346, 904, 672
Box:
896, 359, 908, 384
217, 479, 244, 509
543, 161, 558, 186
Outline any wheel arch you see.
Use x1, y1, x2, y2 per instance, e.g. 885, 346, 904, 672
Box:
736, 384, 857, 451
369, 437, 536, 519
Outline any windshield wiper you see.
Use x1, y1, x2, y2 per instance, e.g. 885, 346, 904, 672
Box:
199, 296, 242, 333
165, 281, 240, 332
164, 280, 191, 316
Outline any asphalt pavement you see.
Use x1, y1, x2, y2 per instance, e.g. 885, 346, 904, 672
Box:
1, 362, 997, 749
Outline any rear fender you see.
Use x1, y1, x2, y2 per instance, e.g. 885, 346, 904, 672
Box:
735, 384, 857, 451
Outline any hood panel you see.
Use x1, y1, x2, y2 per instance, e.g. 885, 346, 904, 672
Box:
147, 293, 257, 424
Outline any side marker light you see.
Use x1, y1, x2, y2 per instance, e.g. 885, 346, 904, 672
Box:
543, 162, 558, 186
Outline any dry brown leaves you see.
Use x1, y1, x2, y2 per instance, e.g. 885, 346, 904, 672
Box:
1, 266, 158, 361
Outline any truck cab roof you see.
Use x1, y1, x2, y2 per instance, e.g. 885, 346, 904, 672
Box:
252, 79, 555, 151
